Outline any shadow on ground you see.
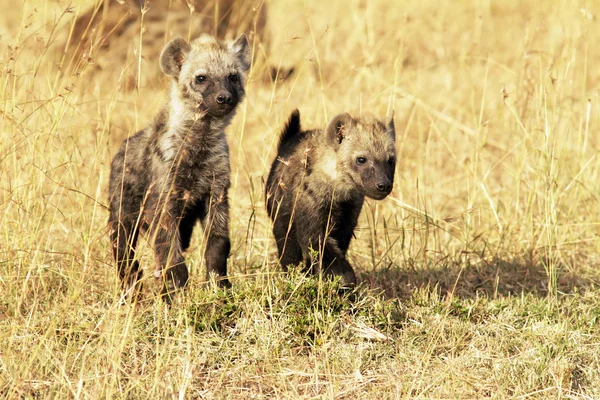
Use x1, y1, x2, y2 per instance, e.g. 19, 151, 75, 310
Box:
362, 257, 600, 300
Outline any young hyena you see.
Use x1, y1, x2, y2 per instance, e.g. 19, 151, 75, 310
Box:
265, 110, 396, 285
108, 33, 250, 301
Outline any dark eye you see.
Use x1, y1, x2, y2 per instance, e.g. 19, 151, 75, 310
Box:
388, 157, 395, 165
195, 75, 206, 84
356, 157, 367, 165
229, 73, 239, 82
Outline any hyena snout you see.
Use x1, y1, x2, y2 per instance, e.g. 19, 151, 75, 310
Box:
376, 180, 392, 193
208, 88, 238, 115
216, 91, 233, 104
368, 179, 392, 199
364, 170, 394, 200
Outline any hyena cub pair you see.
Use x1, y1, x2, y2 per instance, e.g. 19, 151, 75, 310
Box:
109, 32, 396, 300
108, 33, 250, 301
266, 111, 396, 285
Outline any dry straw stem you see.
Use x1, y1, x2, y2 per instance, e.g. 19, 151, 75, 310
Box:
2, 0, 600, 398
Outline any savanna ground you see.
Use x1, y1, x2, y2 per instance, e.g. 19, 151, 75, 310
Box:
2, 0, 600, 398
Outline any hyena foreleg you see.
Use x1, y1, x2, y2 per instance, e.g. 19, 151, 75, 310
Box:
151, 197, 190, 302
332, 199, 363, 254
109, 209, 143, 294
201, 192, 231, 288
178, 204, 204, 253
272, 216, 304, 272
295, 218, 357, 286
320, 238, 357, 286
109, 191, 142, 292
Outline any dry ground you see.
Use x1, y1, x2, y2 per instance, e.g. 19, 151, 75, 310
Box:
2, 0, 600, 398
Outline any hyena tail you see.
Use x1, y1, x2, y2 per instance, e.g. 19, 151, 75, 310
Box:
277, 109, 301, 151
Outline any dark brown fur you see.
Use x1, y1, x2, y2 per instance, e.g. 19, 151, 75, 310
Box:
265, 110, 396, 285
108, 33, 250, 302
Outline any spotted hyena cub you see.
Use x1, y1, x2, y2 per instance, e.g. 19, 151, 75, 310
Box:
266, 110, 396, 285
108, 33, 250, 301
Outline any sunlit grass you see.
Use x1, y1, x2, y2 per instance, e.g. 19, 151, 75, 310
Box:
1, 0, 600, 397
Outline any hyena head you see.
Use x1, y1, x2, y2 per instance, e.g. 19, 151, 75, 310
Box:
160, 33, 251, 117
326, 112, 396, 200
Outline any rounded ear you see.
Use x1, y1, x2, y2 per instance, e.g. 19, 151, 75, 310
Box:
230, 34, 251, 71
325, 113, 353, 147
160, 37, 191, 77
386, 110, 396, 141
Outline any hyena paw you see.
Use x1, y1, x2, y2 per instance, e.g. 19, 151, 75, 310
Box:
218, 277, 232, 289
325, 264, 357, 287
160, 264, 189, 304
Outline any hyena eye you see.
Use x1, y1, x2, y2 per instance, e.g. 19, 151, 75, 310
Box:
229, 73, 239, 82
356, 157, 367, 165
388, 157, 395, 165
195, 75, 206, 84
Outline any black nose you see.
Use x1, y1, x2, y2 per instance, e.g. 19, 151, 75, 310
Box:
376, 182, 392, 192
216, 93, 232, 104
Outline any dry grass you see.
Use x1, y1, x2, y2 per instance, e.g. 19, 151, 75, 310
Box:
2, 0, 600, 398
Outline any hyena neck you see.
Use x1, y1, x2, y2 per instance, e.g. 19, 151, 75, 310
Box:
307, 143, 358, 203
157, 84, 231, 163
167, 83, 232, 138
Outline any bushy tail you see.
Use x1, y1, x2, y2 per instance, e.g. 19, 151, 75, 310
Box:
277, 109, 301, 151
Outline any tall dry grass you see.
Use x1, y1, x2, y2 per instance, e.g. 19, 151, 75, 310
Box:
1, 0, 600, 398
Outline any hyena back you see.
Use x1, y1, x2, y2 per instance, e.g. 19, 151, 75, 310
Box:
108, 33, 251, 301
265, 110, 396, 285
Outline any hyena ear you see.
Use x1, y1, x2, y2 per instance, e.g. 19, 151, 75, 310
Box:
160, 37, 191, 77
325, 113, 353, 147
230, 34, 251, 71
385, 110, 396, 141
